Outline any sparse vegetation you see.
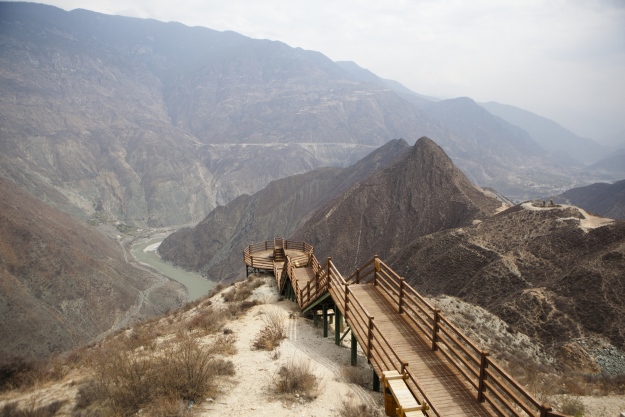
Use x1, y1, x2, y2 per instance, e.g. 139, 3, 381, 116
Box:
0, 356, 68, 392
73, 336, 231, 416
340, 365, 371, 388
273, 359, 320, 400
252, 309, 286, 351
338, 398, 383, 417
222, 276, 264, 302
559, 396, 586, 417
1, 400, 66, 417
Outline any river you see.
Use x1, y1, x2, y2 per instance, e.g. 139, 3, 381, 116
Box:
131, 238, 215, 301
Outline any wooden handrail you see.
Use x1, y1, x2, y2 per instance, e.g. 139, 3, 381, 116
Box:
244, 241, 570, 417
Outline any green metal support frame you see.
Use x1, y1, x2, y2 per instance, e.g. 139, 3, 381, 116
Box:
334, 309, 342, 345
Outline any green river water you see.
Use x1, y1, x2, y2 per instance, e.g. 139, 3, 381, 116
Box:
131, 238, 215, 301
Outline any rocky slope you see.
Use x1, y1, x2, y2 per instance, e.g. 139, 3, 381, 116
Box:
293, 137, 503, 271
555, 179, 625, 220
0, 177, 184, 360
0, 2, 602, 228
387, 202, 625, 363
159, 139, 410, 281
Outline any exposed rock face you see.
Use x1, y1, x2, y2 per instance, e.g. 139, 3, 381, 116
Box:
0, 177, 184, 360
293, 137, 502, 271
159, 139, 411, 281
387, 203, 625, 355
555, 179, 625, 220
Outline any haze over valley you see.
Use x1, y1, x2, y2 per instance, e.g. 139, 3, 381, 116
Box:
1, 2, 624, 416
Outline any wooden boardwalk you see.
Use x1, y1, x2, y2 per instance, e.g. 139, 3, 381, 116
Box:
244, 239, 567, 417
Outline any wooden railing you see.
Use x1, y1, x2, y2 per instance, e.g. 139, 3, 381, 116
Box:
245, 242, 569, 417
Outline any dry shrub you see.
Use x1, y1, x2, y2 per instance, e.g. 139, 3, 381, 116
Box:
211, 334, 237, 355
274, 360, 320, 400
123, 327, 157, 351
143, 396, 189, 417
1, 400, 65, 417
559, 396, 586, 417
339, 399, 383, 417
80, 337, 223, 416
340, 365, 370, 388
252, 309, 286, 351
0, 356, 68, 392
186, 306, 228, 334
225, 300, 260, 318
222, 277, 264, 302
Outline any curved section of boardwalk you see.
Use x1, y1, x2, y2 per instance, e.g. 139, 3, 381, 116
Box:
244, 239, 567, 417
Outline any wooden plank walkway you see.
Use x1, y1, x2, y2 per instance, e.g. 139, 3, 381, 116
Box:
244, 239, 567, 417
351, 285, 497, 417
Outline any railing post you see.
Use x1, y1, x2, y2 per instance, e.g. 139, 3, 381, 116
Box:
367, 316, 374, 360
250, 255, 254, 268
539, 404, 552, 417
373, 255, 380, 286
356, 268, 360, 284
477, 350, 490, 402
344, 284, 349, 319
398, 277, 405, 313
401, 361, 408, 376
327, 257, 331, 280
431, 309, 440, 351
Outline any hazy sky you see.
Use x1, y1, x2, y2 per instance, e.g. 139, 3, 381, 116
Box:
20, 0, 625, 143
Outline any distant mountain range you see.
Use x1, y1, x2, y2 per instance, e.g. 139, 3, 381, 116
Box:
555, 179, 625, 220
1, 2, 621, 231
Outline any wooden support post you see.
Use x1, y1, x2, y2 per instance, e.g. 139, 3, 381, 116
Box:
477, 350, 490, 402
323, 304, 328, 338
335, 309, 342, 345
539, 404, 552, 417
431, 309, 440, 351
398, 277, 405, 313
372, 370, 380, 392
351, 331, 358, 366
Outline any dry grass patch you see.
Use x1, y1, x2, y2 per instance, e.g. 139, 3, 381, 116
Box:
340, 365, 371, 389
74, 336, 232, 417
252, 309, 286, 351
0, 356, 69, 392
222, 276, 264, 303
273, 359, 321, 401
1, 400, 66, 417
339, 398, 383, 417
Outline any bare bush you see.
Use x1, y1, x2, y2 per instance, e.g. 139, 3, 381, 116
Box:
81, 336, 222, 416
1, 400, 65, 417
0, 356, 68, 392
252, 310, 286, 351
559, 396, 586, 417
273, 360, 320, 400
339, 399, 383, 417
186, 306, 228, 334
222, 277, 264, 302
340, 365, 371, 388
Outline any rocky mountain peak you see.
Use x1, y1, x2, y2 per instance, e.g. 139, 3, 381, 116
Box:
294, 136, 502, 271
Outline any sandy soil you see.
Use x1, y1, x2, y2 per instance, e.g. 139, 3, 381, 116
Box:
197, 277, 382, 416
